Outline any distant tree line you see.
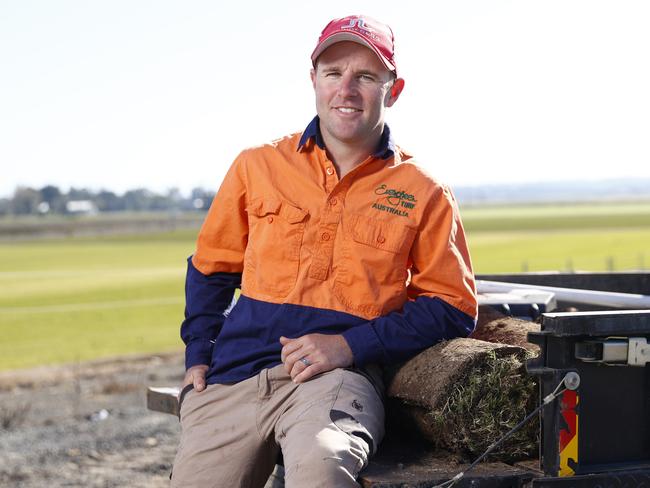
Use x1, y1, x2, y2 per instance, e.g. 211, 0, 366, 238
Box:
0, 185, 215, 216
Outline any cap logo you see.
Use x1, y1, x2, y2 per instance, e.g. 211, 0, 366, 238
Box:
343, 18, 371, 32
341, 17, 380, 41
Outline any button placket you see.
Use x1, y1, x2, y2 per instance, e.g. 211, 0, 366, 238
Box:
309, 217, 338, 280
321, 157, 339, 194
307, 186, 346, 281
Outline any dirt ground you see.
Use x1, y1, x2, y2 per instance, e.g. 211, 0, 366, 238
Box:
0, 343, 540, 488
0, 352, 185, 488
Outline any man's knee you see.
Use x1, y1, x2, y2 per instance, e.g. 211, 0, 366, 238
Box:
282, 427, 368, 487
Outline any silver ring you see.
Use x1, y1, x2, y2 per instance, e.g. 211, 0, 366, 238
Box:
299, 357, 311, 367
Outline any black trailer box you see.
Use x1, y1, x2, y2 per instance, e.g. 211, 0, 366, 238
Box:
527, 310, 650, 485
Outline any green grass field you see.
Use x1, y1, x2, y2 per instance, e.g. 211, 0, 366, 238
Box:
0, 231, 195, 370
1, 201, 648, 371
462, 201, 650, 272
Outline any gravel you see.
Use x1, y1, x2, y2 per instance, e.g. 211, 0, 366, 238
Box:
0, 353, 185, 488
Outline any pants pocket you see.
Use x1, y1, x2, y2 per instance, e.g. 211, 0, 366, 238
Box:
329, 370, 385, 458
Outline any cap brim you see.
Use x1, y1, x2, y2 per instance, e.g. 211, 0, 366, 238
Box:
310, 32, 396, 73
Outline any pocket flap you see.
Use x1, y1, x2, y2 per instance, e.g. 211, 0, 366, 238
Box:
247, 198, 308, 223
350, 214, 416, 254
246, 198, 281, 217
281, 202, 309, 224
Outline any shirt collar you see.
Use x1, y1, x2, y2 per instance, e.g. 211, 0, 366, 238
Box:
297, 115, 395, 160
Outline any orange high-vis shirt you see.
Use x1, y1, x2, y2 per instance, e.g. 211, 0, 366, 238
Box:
183, 118, 477, 383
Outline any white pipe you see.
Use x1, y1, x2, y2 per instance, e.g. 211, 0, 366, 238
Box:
476, 280, 650, 309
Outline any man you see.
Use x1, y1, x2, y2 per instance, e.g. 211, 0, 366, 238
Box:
172, 15, 477, 488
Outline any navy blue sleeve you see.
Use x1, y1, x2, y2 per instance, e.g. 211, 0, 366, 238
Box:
180, 256, 242, 370
341, 296, 476, 366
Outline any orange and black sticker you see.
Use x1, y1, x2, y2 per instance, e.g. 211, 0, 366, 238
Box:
559, 389, 579, 476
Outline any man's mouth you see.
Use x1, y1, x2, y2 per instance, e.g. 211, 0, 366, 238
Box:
335, 107, 362, 113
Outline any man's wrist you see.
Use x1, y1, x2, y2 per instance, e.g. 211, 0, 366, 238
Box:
341, 324, 384, 366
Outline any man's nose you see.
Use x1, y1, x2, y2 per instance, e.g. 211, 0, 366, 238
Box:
337, 74, 359, 97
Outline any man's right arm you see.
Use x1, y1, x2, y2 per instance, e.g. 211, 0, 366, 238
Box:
180, 260, 242, 390
179, 153, 249, 390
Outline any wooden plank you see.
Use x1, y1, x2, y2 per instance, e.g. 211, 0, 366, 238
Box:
147, 386, 180, 416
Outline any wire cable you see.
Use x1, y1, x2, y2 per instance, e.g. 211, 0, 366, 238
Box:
431, 375, 571, 488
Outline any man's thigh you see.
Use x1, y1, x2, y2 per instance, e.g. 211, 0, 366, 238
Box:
276, 368, 385, 488
171, 376, 279, 488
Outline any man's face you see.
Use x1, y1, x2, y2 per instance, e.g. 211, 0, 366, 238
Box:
311, 41, 401, 149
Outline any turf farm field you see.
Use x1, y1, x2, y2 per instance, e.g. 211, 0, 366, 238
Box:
463, 201, 650, 273
1, 201, 649, 371
0, 231, 194, 371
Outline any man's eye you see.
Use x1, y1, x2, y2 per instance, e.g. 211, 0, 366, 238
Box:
359, 74, 375, 82
325, 72, 341, 77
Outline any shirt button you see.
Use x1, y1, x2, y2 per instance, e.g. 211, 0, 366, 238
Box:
321, 232, 330, 241
330, 198, 338, 206
377, 235, 386, 244
267, 216, 274, 223
326, 167, 335, 176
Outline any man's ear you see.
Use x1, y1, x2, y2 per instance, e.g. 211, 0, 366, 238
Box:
310, 68, 316, 89
387, 78, 405, 107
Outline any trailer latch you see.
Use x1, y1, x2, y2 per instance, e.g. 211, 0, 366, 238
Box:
575, 337, 650, 366
628, 338, 650, 366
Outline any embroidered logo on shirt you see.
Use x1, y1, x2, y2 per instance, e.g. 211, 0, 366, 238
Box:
372, 184, 417, 217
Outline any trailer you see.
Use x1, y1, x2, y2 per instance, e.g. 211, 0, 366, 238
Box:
147, 272, 650, 487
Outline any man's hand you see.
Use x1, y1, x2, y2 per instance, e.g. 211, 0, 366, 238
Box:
182, 364, 209, 393
280, 334, 353, 383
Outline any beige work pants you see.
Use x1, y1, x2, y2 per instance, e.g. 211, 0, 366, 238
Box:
171, 365, 384, 488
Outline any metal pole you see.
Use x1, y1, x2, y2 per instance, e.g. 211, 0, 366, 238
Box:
476, 280, 650, 309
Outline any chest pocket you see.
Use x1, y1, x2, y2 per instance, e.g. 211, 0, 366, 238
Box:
243, 198, 309, 298
333, 214, 417, 317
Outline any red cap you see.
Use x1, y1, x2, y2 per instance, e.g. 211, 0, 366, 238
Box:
311, 15, 397, 74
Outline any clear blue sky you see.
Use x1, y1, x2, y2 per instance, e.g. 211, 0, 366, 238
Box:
1, 0, 649, 198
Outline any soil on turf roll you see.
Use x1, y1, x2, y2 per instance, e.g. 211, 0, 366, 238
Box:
470, 308, 541, 353
385, 338, 537, 462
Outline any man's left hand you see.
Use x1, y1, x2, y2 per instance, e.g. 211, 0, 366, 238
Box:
280, 334, 353, 383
